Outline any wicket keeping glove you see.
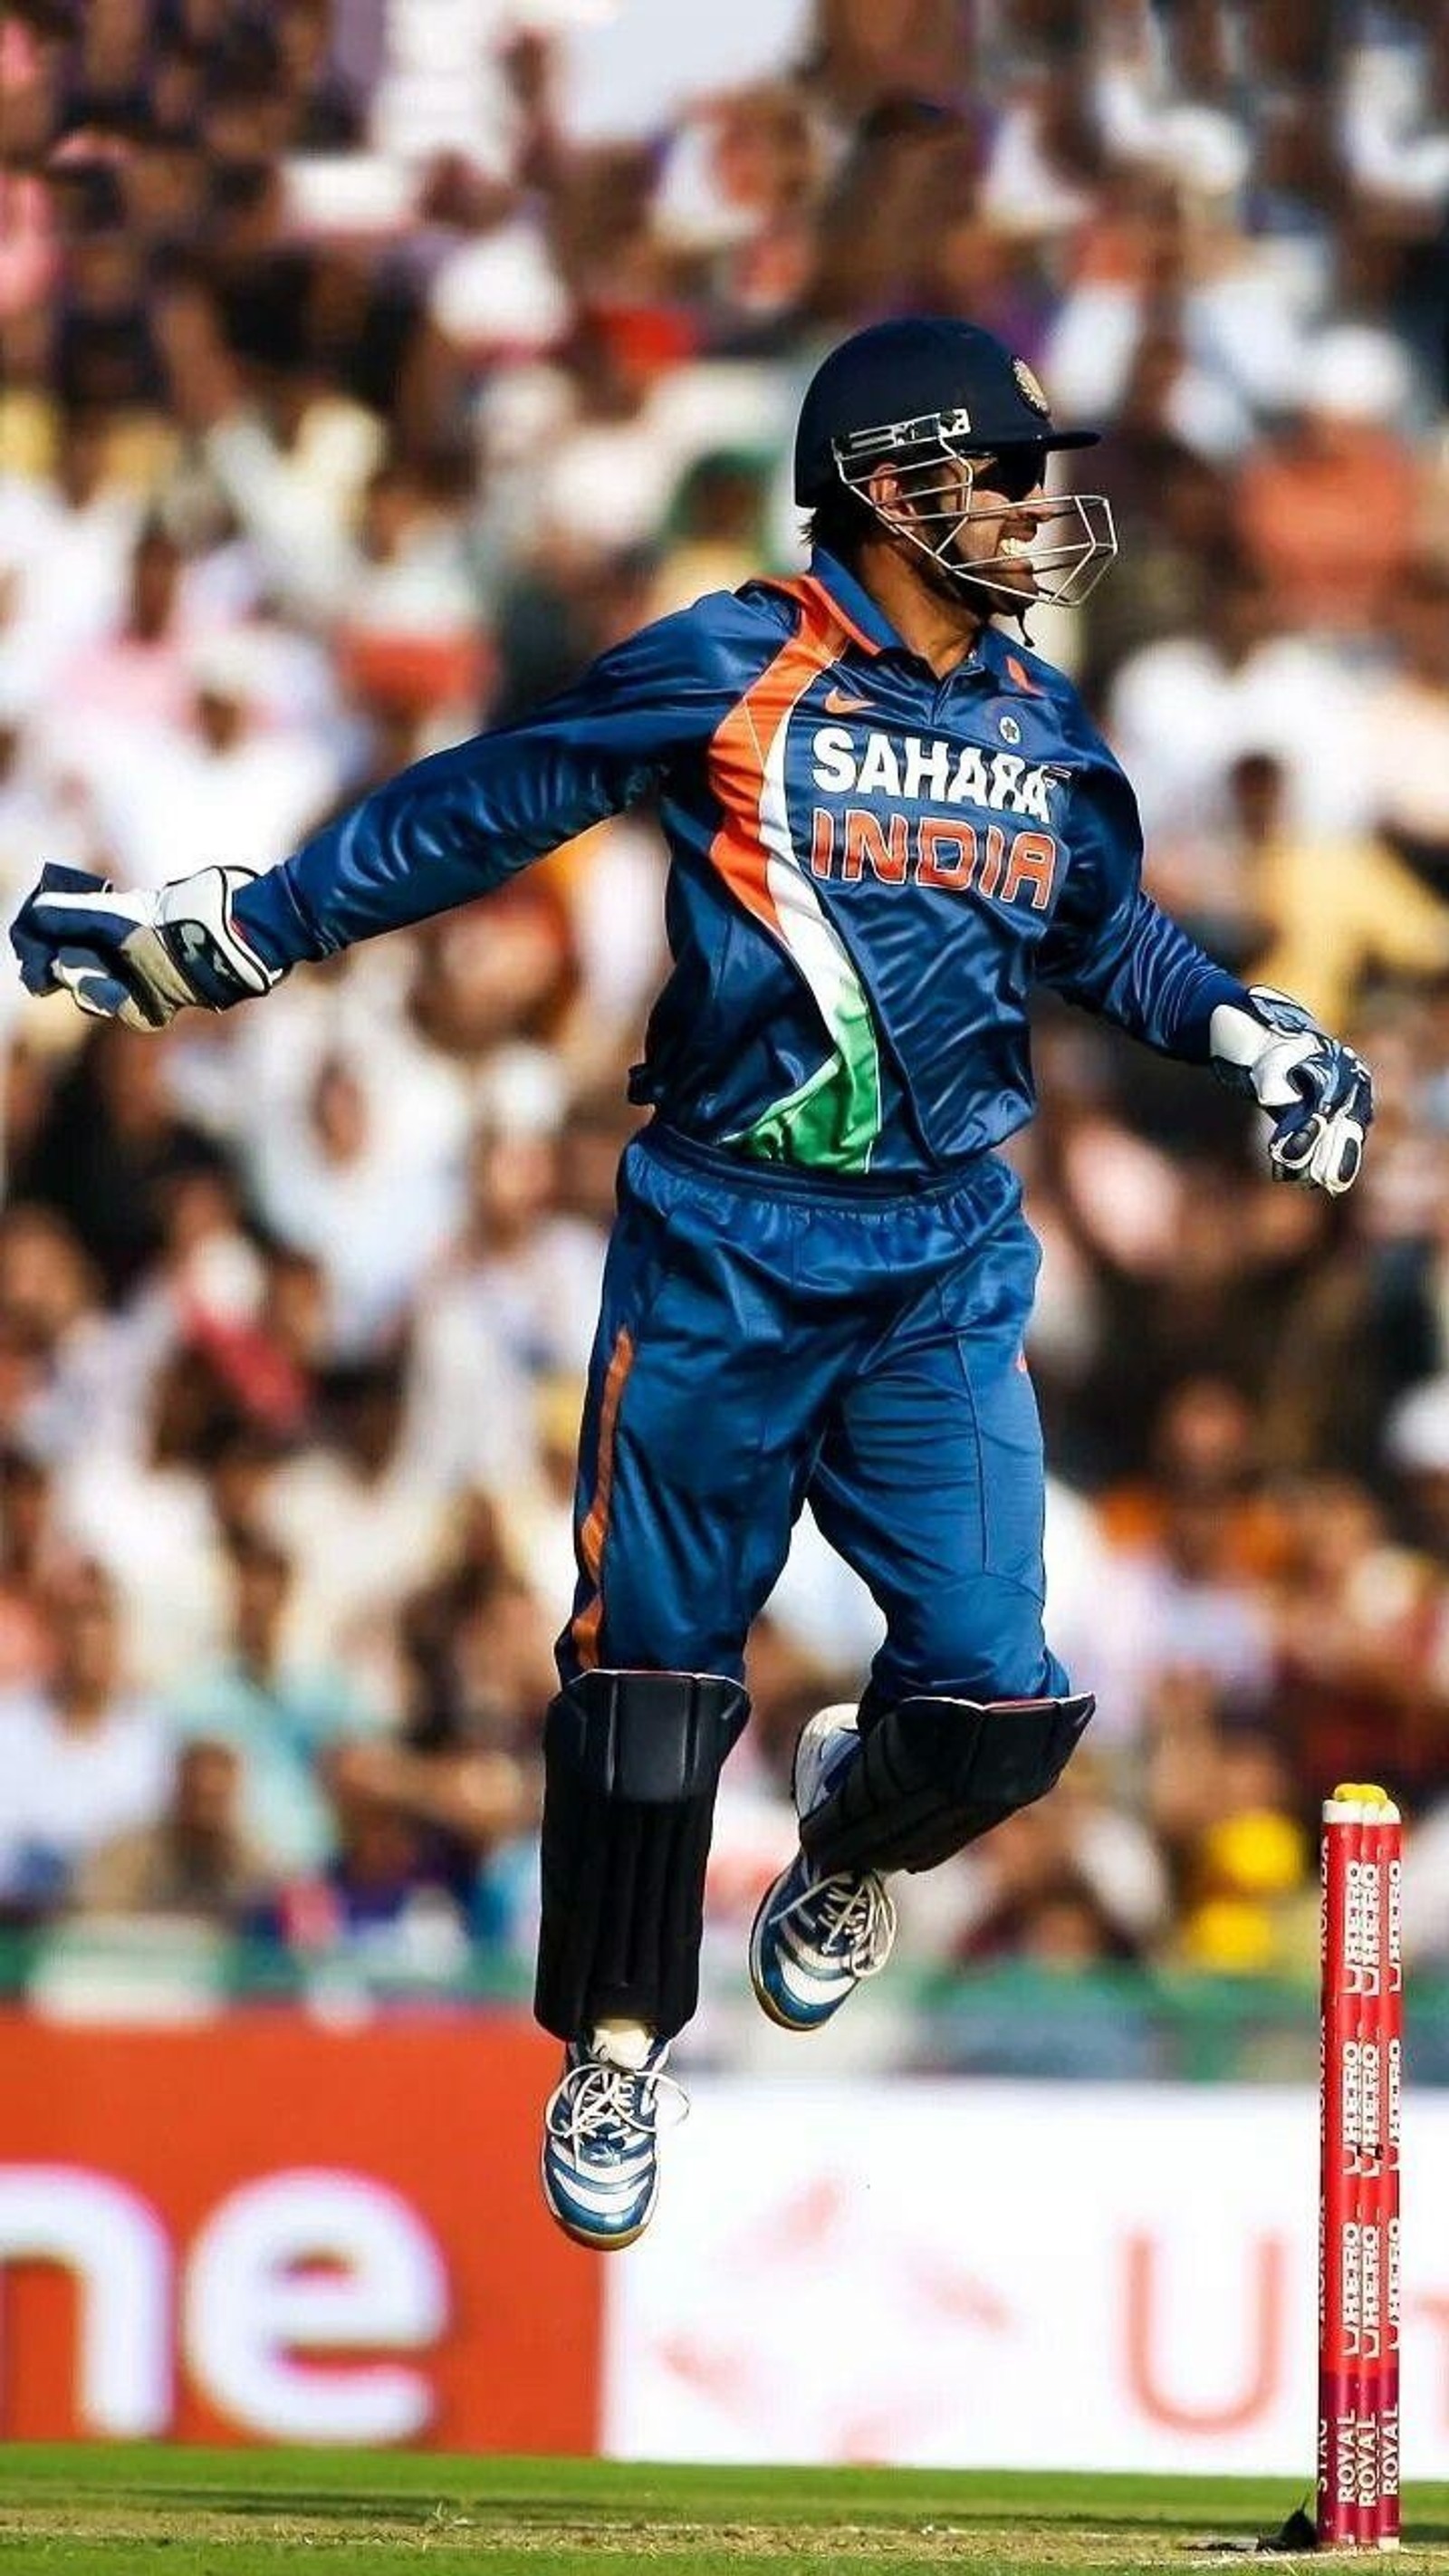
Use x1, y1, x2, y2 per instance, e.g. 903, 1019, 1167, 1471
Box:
1210, 985, 1373, 1196
10, 860, 281, 1030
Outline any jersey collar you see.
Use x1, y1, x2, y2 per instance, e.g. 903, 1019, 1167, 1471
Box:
808, 548, 902, 656
810, 546, 1003, 681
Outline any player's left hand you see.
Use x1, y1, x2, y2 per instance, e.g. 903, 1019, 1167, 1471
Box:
1209, 985, 1373, 1196
11, 860, 279, 1030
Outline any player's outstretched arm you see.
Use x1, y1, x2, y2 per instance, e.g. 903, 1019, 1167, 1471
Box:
10, 597, 742, 1029
1038, 759, 1373, 1197
1048, 883, 1375, 1200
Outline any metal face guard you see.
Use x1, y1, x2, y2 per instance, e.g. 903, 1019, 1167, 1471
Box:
834, 419, 1118, 609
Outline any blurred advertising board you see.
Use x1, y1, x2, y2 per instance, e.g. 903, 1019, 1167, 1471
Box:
0, 2011, 600, 2448
605, 2080, 1449, 2482
3, 2029, 1447, 2477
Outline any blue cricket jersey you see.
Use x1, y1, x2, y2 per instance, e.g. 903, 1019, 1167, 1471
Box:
235, 550, 1247, 1178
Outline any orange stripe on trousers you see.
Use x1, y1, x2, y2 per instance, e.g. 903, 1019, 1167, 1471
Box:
571, 1325, 635, 1671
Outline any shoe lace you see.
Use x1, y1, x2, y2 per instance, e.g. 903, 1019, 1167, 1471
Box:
547, 2056, 689, 2159
782, 1869, 897, 1978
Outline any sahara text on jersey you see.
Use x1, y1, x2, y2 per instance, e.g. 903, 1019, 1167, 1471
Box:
809, 725, 1061, 826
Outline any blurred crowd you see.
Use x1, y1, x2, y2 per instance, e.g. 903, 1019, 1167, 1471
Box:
3, 0, 1449, 2057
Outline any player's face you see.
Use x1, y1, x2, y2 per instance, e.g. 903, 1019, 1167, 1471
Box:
937, 453, 1048, 601
853, 429, 1116, 614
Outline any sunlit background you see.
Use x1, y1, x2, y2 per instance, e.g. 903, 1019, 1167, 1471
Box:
0, 0, 1447, 2476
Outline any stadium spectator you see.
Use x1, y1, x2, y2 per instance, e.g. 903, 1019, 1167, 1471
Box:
168, 1527, 378, 1874
1228, 751, 1449, 1030
252, 1765, 477, 1972
1233, 326, 1422, 639
1147, 1702, 1313, 1975
263, 1349, 452, 1687
0, 1557, 171, 1920
1269, 1473, 1449, 1808
76, 1734, 267, 1925
0, 1445, 57, 1687
1364, 554, 1449, 899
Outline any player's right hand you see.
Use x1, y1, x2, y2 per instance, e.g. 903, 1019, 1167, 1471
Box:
1209, 985, 1373, 1196
11, 860, 280, 1030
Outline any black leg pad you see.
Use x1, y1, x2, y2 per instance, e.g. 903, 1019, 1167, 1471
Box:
534, 1668, 750, 2041
800, 1690, 1095, 1877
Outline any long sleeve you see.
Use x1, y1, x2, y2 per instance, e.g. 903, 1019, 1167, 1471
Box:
233, 598, 739, 972
1037, 759, 1247, 1061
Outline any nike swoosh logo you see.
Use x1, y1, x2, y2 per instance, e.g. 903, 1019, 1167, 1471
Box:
822, 687, 871, 716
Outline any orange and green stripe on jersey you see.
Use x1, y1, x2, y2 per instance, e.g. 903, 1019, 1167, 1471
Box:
705, 580, 884, 1174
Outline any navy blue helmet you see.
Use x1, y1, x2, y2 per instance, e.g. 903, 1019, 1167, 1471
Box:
794, 317, 1114, 609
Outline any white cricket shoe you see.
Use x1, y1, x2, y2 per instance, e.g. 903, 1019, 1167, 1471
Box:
541, 2032, 684, 2251
749, 1705, 897, 2033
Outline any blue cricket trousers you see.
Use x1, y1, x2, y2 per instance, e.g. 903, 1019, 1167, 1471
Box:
560, 1125, 1068, 1711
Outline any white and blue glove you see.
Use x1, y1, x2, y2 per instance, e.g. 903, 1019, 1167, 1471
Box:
11, 861, 280, 1030
1210, 985, 1373, 1197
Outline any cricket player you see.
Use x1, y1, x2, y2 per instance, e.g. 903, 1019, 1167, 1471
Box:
13, 320, 1372, 2250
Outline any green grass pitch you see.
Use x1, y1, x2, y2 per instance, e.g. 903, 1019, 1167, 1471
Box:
0, 2449, 1445, 2572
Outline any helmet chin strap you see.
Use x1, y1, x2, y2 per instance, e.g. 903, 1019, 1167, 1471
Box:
957, 571, 1038, 639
